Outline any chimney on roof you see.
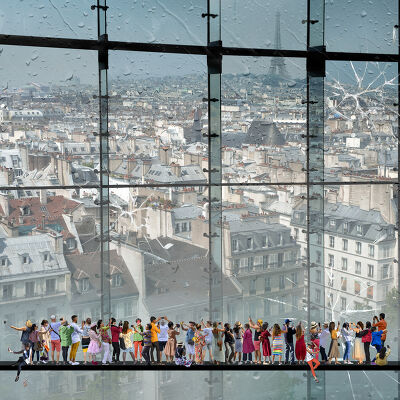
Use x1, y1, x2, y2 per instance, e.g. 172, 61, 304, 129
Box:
170, 163, 181, 177
40, 189, 47, 205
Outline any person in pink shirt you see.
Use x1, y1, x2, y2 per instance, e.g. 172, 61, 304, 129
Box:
242, 323, 255, 363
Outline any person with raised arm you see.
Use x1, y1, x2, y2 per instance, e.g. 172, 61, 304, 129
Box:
8, 343, 32, 382
327, 321, 341, 365
248, 317, 263, 364
201, 320, 214, 363
150, 316, 163, 363
181, 321, 196, 361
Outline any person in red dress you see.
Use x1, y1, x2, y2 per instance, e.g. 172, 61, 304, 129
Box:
260, 322, 272, 364
295, 322, 307, 364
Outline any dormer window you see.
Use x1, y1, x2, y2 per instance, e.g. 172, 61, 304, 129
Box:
343, 222, 348, 231
356, 224, 363, 235
0, 257, 7, 267
79, 277, 90, 293
67, 238, 76, 250
247, 238, 253, 250
329, 220, 336, 227
20, 206, 30, 216
111, 273, 122, 287
20, 254, 29, 264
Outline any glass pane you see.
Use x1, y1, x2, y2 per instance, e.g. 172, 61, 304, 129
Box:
0, 46, 98, 188
222, 56, 307, 184
325, 61, 398, 183
109, 186, 212, 327
0, 1, 97, 39
326, 0, 398, 53
108, 0, 206, 45
222, 1, 307, 50
223, 185, 306, 326
108, 52, 208, 185
0, 187, 101, 361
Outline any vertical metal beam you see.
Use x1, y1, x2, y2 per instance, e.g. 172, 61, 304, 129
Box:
397, 0, 400, 396
97, 0, 111, 322
207, 1, 223, 399
307, 0, 325, 399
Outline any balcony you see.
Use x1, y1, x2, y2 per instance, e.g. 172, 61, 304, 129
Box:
232, 259, 302, 277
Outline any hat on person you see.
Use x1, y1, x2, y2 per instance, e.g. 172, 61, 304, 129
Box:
284, 319, 291, 324
50, 315, 56, 320
257, 319, 263, 326
26, 320, 32, 328
177, 341, 184, 346
323, 321, 329, 326
234, 321, 242, 327
310, 321, 318, 330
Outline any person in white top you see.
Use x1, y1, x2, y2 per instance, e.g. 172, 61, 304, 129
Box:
201, 320, 214, 363
158, 318, 169, 361
318, 322, 330, 363
305, 342, 320, 383
69, 315, 84, 365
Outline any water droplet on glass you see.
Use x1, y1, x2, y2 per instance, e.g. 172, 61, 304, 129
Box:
361, 10, 367, 17
78, 22, 85, 28
253, 372, 260, 380
83, 11, 88, 17
65, 73, 74, 81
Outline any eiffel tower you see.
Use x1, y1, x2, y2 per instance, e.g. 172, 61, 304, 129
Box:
268, 11, 289, 79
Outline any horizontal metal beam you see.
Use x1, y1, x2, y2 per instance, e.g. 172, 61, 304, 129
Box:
0, 180, 396, 192
0, 361, 398, 371
0, 34, 398, 62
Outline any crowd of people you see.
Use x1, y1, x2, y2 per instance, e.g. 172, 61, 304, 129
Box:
7, 312, 390, 383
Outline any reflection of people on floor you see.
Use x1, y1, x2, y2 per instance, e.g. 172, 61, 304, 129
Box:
8, 343, 32, 382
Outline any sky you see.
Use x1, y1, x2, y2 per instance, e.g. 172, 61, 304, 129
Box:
0, 1, 398, 86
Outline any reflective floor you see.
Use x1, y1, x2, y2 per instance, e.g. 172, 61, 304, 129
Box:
0, 370, 398, 400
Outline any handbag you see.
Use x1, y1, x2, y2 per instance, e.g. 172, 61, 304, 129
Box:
119, 333, 126, 350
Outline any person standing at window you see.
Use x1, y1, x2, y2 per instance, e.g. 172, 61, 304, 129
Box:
158, 318, 169, 362
150, 316, 163, 363
164, 321, 180, 363
318, 322, 330, 363
181, 321, 196, 361
48, 315, 65, 364
8, 343, 32, 382
271, 324, 284, 365
295, 322, 306, 364
361, 321, 372, 364
248, 318, 263, 364
282, 318, 296, 364
39, 320, 51, 363
351, 321, 365, 364
242, 323, 255, 364
81, 318, 91, 364
372, 313, 387, 346
305, 342, 320, 383
28, 324, 40, 364
328, 321, 341, 364
233, 321, 244, 364
260, 322, 272, 364
88, 324, 102, 365
59, 320, 74, 365
110, 318, 122, 363
120, 321, 135, 364
212, 322, 225, 365
69, 315, 83, 365
222, 323, 235, 364
341, 322, 353, 364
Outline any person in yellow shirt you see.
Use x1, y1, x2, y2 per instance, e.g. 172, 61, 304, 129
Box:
150, 316, 166, 363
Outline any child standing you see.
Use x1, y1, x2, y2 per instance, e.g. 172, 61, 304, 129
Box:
260, 322, 272, 364
88, 324, 102, 365
141, 324, 152, 365
271, 324, 284, 365
132, 318, 144, 362
28, 324, 41, 363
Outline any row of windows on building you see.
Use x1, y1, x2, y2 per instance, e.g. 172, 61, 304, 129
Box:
231, 235, 285, 252
2, 278, 57, 300
248, 272, 299, 295
232, 251, 298, 273
325, 254, 393, 279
